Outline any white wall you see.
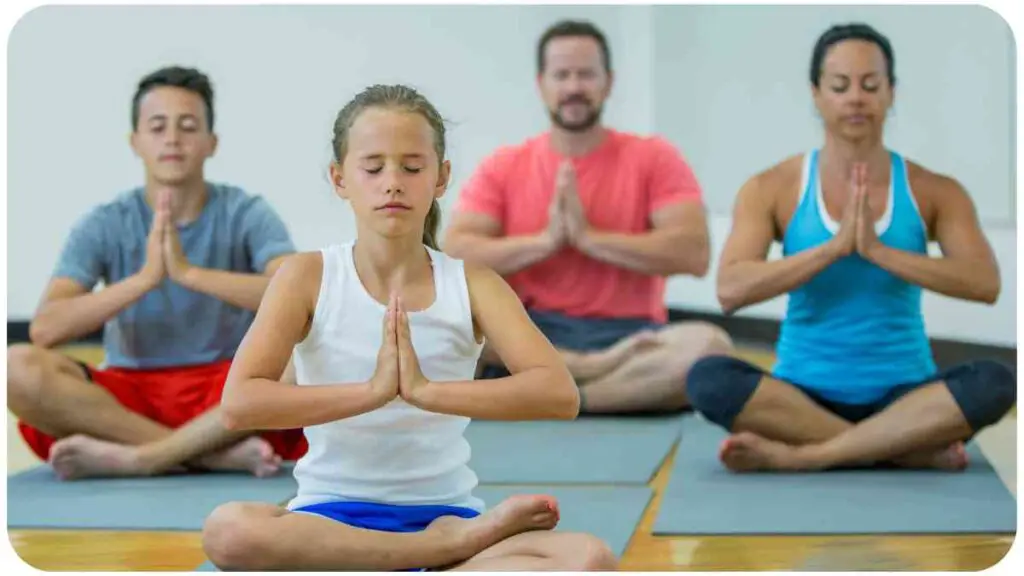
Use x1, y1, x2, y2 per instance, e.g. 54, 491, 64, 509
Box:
7, 5, 1016, 348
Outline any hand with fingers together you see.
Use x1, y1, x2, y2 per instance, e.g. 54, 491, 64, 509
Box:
369, 293, 401, 405
543, 185, 569, 251
139, 195, 168, 289
156, 190, 193, 282
555, 160, 590, 248
852, 163, 880, 258
395, 296, 432, 407
829, 162, 862, 259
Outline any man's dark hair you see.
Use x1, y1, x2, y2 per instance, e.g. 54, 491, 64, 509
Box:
810, 23, 896, 88
537, 19, 612, 74
131, 66, 215, 131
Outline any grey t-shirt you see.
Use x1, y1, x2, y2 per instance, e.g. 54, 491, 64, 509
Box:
52, 182, 295, 369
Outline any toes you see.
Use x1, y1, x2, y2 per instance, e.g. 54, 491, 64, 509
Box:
540, 495, 559, 513
718, 438, 734, 460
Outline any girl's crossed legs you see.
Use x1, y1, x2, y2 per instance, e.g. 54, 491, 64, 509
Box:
202, 494, 617, 571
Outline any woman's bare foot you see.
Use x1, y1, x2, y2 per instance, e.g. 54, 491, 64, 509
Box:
49, 435, 173, 480
719, 432, 810, 472
196, 436, 282, 477
428, 494, 560, 557
892, 442, 969, 471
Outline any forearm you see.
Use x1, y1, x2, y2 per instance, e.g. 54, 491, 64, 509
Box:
718, 242, 839, 314
222, 379, 386, 431
29, 274, 154, 348
446, 233, 556, 276
179, 267, 271, 311
578, 229, 708, 277
865, 244, 1000, 303
415, 367, 579, 420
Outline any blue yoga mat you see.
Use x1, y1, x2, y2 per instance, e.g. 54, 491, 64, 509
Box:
465, 413, 684, 484
653, 416, 1017, 535
196, 484, 652, 571
7, 465, 298, 530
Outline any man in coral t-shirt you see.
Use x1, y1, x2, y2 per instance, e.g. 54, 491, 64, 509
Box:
445, 19, 733, 414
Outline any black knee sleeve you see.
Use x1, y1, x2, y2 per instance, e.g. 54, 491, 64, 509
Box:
943, 360, 1017, 431
686, 355, 766, 430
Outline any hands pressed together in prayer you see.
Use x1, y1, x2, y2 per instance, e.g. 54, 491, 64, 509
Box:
370, 293, 433, 408
139, 189, 195, 289
831, 162, 881, 260
543, 160, 595, 252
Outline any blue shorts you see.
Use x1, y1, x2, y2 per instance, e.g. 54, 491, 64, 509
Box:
480, 309, 664, 379
292, 500, 481, 571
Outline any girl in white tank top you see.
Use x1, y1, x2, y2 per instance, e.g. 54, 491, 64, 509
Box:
201, 85, 609, 572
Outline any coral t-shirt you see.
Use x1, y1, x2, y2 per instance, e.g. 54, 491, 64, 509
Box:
455, 130, 703, 323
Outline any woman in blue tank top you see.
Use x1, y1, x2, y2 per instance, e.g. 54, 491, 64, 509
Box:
685, 23, 1014, 474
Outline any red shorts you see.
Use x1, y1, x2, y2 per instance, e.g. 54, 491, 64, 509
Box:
18, 359, 308, 462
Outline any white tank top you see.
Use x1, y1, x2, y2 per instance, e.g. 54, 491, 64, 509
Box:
286, 242, 485, 512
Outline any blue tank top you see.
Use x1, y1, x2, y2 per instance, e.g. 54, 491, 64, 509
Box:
772, 149, 937, 404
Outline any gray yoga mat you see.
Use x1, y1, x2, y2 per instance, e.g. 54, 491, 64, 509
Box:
196, 484, 652, 571
475, 485, 652, 556
465, 413, 684, 484
653, 415, 1017, 535
7, 465, 298, 530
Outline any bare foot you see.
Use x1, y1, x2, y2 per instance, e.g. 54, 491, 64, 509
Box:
572, 331, 661, 381
49, 435, 152, 480
892, 442, 969, 471
196, 436, 282, 477
429, 494, 560, 557
719, 432, 808, 472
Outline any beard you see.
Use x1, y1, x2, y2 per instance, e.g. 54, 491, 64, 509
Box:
549, 97, 603, 132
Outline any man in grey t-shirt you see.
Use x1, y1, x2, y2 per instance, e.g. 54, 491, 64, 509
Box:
7, 66, 306, 480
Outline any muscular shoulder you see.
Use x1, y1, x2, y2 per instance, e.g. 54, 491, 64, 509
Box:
904, 159, 969, 200
740, 154, 804, 206
903, 159, 974, 225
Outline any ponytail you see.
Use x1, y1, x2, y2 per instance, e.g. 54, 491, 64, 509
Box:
423, 199, 441, 249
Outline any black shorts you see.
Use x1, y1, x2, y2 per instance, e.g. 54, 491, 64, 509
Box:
686, 355, 1016, 433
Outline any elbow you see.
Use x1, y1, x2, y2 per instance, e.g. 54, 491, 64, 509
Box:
219, 388, 254, 432
669, 244, 709, 278
689, 253, 710, 278
562, 385, 582, 419
220, 409, 245, 432
552, 368, 581, 419
977, 279, 1001, 305
220, 403, 246, 432
716, 283, 744, 316
27, 319, 62, 349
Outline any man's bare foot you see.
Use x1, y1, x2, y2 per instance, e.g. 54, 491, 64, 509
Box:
195, 437, 282, 478
892, 442, 969, 471
570, 331, 661, 381
429, 494, 560, 557
49, 435, 164, 480
719, 432, 810, 472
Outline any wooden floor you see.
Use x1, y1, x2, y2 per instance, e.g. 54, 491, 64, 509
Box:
7, 346, 1018, 571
